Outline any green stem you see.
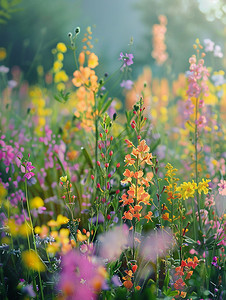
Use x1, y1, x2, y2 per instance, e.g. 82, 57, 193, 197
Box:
25, 179, 44, 300
194, 97, 202, 233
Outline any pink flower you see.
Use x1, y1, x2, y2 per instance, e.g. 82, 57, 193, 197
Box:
57, 250, 105, 299
218, 180, 226, 196
120, 80, 133, 90
98, 225, 129, 261
119, 52, 134, 69
21, 161, 35, 180
140, 229, 174, 262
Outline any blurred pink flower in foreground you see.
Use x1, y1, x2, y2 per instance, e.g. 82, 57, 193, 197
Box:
140, 229, 174, 262
58, 250, 106, 300
98, 225, 129, 261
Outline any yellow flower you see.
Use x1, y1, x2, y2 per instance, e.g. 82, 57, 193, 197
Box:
60, 175, 67, 182
57, 214, 69, 225
0, 47, 7, 60
7, 219, 19, 236
77, 230, 87, 242
56, 42, 67, 53
47, 214, 69, 227
57, 82, 65, 91
57, 52, 64, 61
19, 223, 32, 237
30, 196, 44, 209
53, 61, 63, 73
54, 70, 68, 83
177, 181, 197, 200
22, 250, 46, 272
88, 53, 99, 68
0, 183, 7, 205
198, 179, 210, 195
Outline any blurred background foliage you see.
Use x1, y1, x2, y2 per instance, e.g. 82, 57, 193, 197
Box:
1, 0, 226, 83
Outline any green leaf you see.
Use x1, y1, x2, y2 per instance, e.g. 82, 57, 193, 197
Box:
97, 91, 109, 112
100, 98, 113, 114
163, 269, 170, 290
150, 138, 161, 152
1, 0, 9, 10
0, 10, 10, 18
81, 147, 93, 169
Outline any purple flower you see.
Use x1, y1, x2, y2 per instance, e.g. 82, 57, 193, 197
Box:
21, 284, 36, 297
0, 65, 9, 73
120, 80, 133, 90
203, 39, 215, 52
119, 52, 134, 69
214, 45, 223, 58
89, 212, 105, 224
21, 161, 35, 180
111, 275, 122, 287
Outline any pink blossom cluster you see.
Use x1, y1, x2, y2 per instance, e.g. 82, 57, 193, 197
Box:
182, 55, 209, 126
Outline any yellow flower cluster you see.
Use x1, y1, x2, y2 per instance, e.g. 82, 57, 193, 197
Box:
22, 249, 46, 272
0, 183, 7, 206
30, 86, 52, 136
6, 219, 31, 237
52, 42, 69, 91
177, 179, 210, 200
30, 196, 44, 209
47, 228, 73, 255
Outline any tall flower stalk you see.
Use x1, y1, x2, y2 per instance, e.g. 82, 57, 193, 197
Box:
186, 39, 209, 237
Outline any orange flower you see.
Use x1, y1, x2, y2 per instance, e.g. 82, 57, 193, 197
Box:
119, 194, 134, 206
144, 211, 153, 223
174, 278, 186, 290
72, 67, 91, 87
185, 270, 193, 280
137, 139, 150, 153
123, 280, 133, 290
122, 211, 133, 220
124, 154, 136, 166
78, 52, 85, 66
162, 212, 170, 220
175, 266, 184, 277
88, 53, 99, 68
180, 291, 187, 298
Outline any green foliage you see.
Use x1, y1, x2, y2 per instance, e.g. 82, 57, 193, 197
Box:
0, 0, 22, 24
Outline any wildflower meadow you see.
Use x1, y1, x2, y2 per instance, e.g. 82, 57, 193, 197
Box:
0, 1, 225, 299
